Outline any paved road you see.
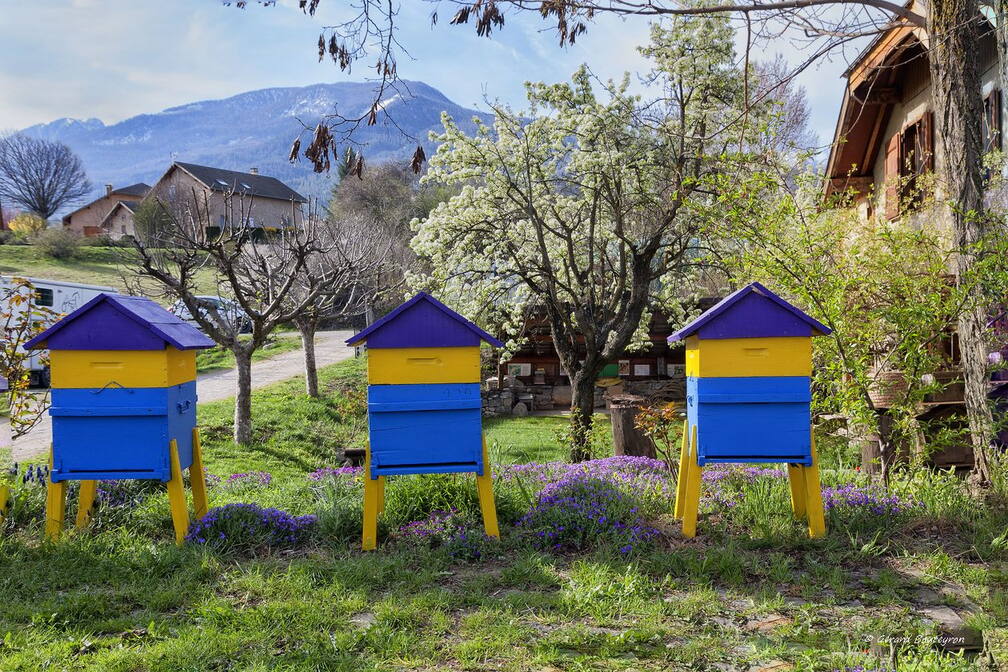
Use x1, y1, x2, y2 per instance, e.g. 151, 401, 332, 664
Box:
3, 330, 356, 463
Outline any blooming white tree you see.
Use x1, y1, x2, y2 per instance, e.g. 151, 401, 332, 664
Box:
412, 17, 771, 460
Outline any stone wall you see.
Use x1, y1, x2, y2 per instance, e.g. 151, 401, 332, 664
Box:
481, 376, 684, 416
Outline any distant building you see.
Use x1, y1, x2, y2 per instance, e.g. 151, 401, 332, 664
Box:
62, 183, 151, 237
141, 162, 307, 240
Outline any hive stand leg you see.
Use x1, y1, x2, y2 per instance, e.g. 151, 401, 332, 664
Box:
45, 445, 67, 541
166, 439, 190, 545
362, 445, 380, 551
376, 476, 386, 515
476, 435, 500, 539
674, 419, 690, 519
75, 480, 99, 529
190, 428, 210, 520
681, 425, 703, 538
0, 484, 9, 523
803, 433, 826, 539
787, 464, 807, 519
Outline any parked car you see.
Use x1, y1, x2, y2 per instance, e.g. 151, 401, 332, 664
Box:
1, 276, 117, 387
170, 296, 252, 334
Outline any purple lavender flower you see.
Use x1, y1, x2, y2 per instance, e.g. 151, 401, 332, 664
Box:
308, 466, 362, 480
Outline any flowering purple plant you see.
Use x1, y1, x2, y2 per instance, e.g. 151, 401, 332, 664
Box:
308, 466, 362, 480
215, 471, 272, 489
822, 484, 920, 516
517, 472, 660, 554
186, 503, 317, 555
395, 508, 491, 561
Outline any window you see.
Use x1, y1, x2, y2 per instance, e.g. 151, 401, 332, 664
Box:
885, 112, 934, 220
216, 179, 230, 187
983, 90, 1002, 155
35, 287, 54, 307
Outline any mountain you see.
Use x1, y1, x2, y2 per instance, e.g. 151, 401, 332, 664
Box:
20, 81, 493, 206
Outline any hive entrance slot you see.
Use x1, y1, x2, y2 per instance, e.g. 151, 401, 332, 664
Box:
406, 357, 441, 365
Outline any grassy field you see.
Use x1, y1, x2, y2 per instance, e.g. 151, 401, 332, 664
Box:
195, 335, 304, 373
0, 244, 219, 296
1, 358, 1006, 670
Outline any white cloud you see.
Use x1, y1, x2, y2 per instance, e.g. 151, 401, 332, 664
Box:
0, 0, 857, 145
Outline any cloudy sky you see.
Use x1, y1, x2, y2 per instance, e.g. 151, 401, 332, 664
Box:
0, 0, 863, 149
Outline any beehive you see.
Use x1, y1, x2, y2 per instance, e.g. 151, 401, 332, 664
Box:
667, 283, 832, 538
25, 293, 214, 542
346, 292, 503, 550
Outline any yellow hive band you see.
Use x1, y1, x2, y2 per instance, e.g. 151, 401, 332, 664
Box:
367, 346, 480, 385
49, 347, 197, 389
685, 335, 811, 378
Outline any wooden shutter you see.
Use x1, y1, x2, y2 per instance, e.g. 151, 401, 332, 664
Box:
987, 91, 1002, 152
885, 132, 902, 220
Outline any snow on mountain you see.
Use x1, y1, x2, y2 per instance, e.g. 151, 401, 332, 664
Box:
19, 80, 492, 204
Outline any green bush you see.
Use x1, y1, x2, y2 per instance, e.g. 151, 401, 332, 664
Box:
33, 228, 82, 260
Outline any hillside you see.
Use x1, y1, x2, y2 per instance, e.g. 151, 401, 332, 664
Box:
21, 80, 493, 205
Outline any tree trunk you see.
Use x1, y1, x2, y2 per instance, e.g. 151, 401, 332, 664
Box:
569, 371, 597, 462
297, 317, 319, 398
233, 346, 253, 445
997, 0, 1008, 148
928, 0, 994, 482
609, 398, 657, 459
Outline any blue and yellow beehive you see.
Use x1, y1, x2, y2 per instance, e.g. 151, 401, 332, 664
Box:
347, 292, 504, 550
667, 283, 832, 538
25, 293, 214, 543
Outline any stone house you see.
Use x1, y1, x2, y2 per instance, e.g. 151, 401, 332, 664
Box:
141, 162, 306, 240
824, 3, 1001, 222
62, 183, 151, 236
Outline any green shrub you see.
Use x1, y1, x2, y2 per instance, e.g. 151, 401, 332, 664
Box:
33, 228, 81, 260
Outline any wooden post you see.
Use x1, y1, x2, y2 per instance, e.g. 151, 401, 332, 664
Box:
787, 464, 807, 519
362, 445, 379, 551
609, 396, 658, 458
476, 436, 500, 539
45, 445, 67, 541
75, 480, 98, 529
166, 440, 189, 545
190, 428, 209, 520
674, 419, 689, 519
681, 425, 702, 538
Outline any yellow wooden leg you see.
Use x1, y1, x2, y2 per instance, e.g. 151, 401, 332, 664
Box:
0, 484, 9, 523
787, 464, 807, 519
45, 445, 67, 541
166, 439, 189, 545
681, 425, 703, 538
362, 445, 379, 551
190, 428, 209, 520
376, 476, 386, 514
362, 476, 380, 551
674, 419, 690, 519
476, 435, 500, 539
75, 480, 99, 529
45, 480, 67, 541
804, 433, 826, 538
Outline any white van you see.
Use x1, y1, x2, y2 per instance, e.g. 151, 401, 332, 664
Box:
1, 276, 117, 387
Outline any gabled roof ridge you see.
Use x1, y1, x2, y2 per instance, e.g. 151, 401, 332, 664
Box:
25, 293, 214, 351
346, 291, 504, 347
668, 282, 831, 342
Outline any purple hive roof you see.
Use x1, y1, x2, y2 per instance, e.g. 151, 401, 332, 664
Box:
25, 293, 215, 351
668, 282, 831, 342
347, 292, 504, 348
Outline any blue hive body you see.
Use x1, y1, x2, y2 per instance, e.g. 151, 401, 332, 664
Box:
27, 293, 213, 483
686, 376, 813, 464
49, 383, 198, 481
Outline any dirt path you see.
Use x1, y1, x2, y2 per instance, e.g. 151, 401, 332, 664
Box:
4, 330, 356, 463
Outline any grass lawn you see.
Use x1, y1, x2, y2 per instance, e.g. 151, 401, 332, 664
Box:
0, 244, 218, 296
196, 335, 304, 373
1, 358, 1007, 670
